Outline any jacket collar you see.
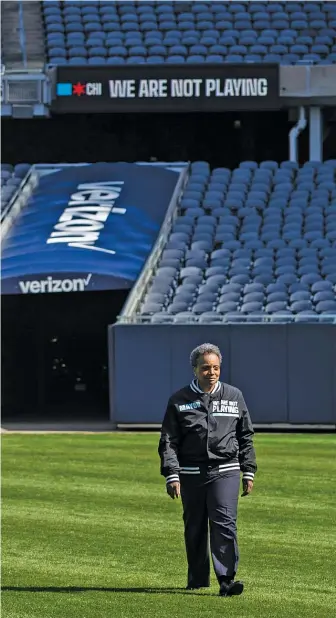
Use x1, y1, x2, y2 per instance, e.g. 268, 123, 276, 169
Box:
190, 379, 221, 395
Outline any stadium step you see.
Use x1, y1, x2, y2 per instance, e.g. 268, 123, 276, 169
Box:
1, 1, 23, 70
0, 0, 45, 71
21, 1, 45, 69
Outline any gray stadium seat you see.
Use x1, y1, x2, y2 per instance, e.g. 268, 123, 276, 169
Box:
151, 313, 175, 324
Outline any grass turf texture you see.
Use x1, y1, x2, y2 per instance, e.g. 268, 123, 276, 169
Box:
2, 434, 336, 618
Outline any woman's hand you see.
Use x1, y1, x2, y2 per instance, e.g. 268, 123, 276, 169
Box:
241, 479, 253, 497
167, 481, 181, 499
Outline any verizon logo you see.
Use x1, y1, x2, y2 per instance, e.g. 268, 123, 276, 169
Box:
46, 181, 125, 256
18, 274, 92, 294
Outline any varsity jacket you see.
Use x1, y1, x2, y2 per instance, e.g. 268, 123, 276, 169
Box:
158, 379, 257, 484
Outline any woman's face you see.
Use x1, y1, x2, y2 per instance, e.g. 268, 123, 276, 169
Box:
194, 353, 221, 391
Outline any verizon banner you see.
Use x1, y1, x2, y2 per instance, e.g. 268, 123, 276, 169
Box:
1, 163, 181, 294
51, 64, 280, 113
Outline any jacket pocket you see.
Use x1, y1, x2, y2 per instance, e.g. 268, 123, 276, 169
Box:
213, 436, 239, 459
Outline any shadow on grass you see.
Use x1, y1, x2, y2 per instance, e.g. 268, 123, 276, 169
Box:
1, 586, 213, 596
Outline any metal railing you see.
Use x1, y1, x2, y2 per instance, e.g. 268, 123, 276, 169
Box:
18, 0, 27, 69
1, 169, 39, 240
118, 313, 336, 325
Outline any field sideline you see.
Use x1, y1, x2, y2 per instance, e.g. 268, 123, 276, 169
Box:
2, 433, 336, 618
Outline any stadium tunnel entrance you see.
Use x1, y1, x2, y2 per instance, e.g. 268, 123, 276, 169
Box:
1, 289, 128, 422
4, 107, 336, 167
3, 110, 293, 167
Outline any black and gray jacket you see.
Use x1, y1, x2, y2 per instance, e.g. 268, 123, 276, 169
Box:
158, 379, 257, 484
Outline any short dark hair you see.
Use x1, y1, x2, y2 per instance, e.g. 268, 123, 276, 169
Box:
190, 343, 222, 368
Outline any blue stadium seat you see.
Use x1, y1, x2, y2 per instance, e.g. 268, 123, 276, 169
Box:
88, 56, 106, 64
316, 300, 336, 313
88, 46, 107, 57
13, 163, 31, 177
107, 56, 126, 64
168, 44, 187, 56
47, 23, 65, 33
129, 45, 147, 56
206, 54, 223, 62
50, 56, 68, 64
45, 14, 63, 25
49, 47, 67, 58
217, 302, 239, 314
186, 55, 206, 63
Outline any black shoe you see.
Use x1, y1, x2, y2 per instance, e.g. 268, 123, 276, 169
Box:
219, 580, 244, 597
186, 584, 210, 590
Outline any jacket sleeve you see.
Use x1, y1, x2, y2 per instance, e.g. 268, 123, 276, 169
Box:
158, 399, 181, 485
236, 391, 257, 482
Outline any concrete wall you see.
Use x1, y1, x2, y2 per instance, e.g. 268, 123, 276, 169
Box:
109, 324, 336, 425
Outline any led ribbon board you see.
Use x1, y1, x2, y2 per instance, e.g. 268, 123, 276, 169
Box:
51, 64, 280, 113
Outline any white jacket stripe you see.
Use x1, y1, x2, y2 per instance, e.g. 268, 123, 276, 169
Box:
190, 379, 221, 394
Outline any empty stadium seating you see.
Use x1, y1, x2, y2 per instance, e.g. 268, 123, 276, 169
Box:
140, 160, 336, 323
0, 164, 31, 212
2, 160, 335, 323
43, 1, 336, 66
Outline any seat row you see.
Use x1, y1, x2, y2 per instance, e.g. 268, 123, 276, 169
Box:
48, 55, 336, 65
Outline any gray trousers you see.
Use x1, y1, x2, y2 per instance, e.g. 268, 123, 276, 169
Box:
180, 465, 240, 587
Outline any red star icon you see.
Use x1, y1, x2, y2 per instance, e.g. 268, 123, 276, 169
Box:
73, 82, 86, 96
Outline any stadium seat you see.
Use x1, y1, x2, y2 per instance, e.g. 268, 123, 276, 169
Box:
1, 164, 33, 212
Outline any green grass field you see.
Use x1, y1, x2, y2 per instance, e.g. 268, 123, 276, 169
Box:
2, 433, 336, 618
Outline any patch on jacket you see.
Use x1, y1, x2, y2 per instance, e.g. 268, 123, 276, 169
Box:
178, 401, 201, 411
213, 400, 239, 414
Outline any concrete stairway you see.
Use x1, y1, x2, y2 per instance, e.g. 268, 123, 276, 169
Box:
1, 0, 45, 71
21, 1, 45, 70
1, 1, 22, 70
